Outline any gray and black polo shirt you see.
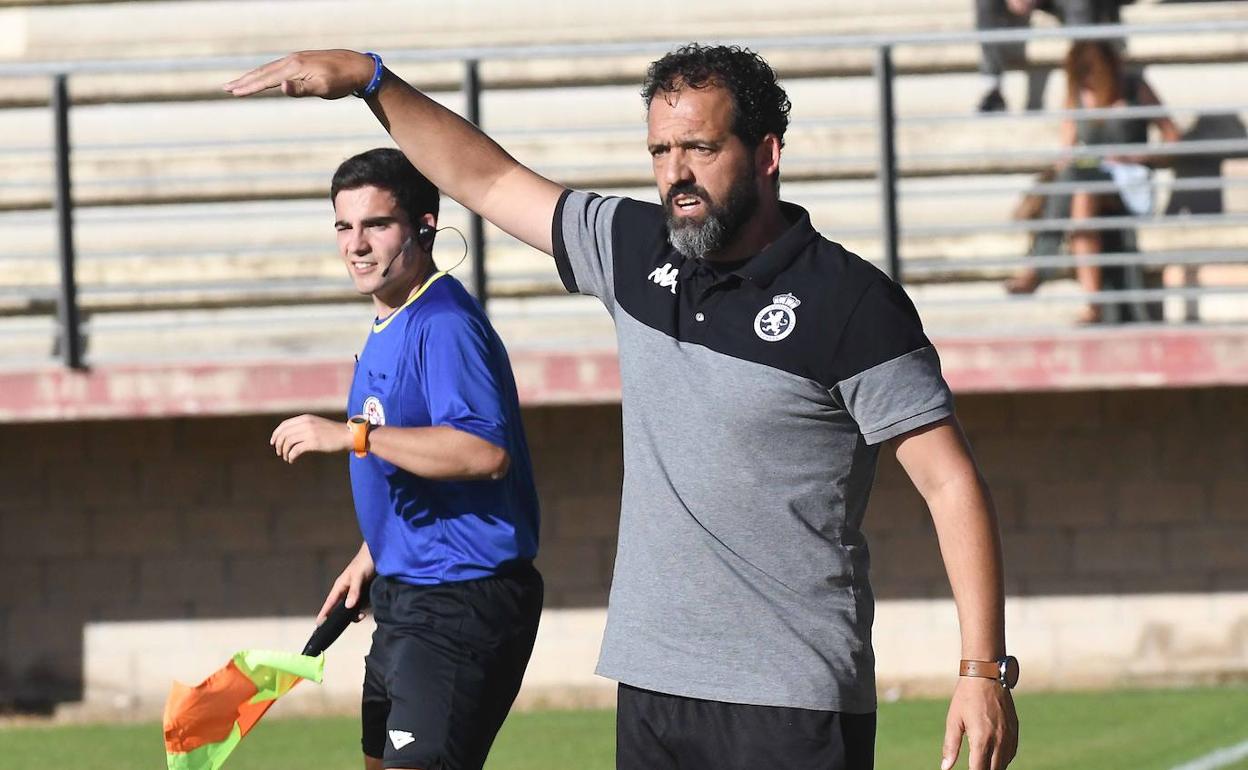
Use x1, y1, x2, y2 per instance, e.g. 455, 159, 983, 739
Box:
553, 190, 954, 713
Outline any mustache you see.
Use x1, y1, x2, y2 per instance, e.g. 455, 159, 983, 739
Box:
665, 182, 712, 206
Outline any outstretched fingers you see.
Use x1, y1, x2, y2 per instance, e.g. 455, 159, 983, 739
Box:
223, 55, 302, 97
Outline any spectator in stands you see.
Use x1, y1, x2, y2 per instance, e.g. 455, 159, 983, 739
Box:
228, 45, 1018, 770
976, 0, 1128, 112
1006, 40, 1180, 324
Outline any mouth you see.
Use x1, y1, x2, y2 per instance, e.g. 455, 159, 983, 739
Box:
349, 259, 379, 276
669, 192, 705, 217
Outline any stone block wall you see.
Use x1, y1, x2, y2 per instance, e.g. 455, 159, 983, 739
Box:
1, 388, 1245, 710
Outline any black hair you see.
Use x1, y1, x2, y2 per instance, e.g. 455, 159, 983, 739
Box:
330, 147, 439, 224
642, 43, 791, 148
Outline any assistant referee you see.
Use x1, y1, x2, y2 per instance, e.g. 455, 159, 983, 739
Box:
269, 148, 542, 770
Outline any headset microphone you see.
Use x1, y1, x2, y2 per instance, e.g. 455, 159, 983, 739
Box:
379, 235, 412, 280
379, 225, 435, 279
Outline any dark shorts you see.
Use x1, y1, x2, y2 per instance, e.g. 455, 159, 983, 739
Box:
617, 683, 877, 770
361, 564, 543, 770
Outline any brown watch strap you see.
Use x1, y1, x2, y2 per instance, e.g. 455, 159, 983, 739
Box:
959, 659, 1000, 680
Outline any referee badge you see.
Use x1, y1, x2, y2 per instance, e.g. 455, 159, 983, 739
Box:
362, 396, 386, 426
754, 293, 801, 342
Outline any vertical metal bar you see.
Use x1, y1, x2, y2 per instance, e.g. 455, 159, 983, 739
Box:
874, 45, 902, 283
52, 73, 84, 369
462, 59, 488, 311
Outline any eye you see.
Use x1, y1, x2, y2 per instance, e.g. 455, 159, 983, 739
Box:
693, 145, 714, 156
650, 146, 668, 158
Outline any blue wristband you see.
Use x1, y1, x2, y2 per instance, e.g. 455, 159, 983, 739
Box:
353, 52, 384, 98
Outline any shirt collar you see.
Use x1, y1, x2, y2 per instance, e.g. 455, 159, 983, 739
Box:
672, 202, 816, 288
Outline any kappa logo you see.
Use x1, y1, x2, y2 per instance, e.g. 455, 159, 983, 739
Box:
648, 262, 678, 295
389, 729, 416, 750
754, 293, 801, 342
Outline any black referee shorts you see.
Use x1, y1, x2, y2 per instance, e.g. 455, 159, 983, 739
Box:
361, 564, 543, 770
617, 683, 877, 770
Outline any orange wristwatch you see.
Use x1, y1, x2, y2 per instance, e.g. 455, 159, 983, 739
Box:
348, 415, 371, 458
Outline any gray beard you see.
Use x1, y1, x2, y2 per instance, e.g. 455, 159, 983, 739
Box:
668, 214, 729, 260
664, 163, 760, 260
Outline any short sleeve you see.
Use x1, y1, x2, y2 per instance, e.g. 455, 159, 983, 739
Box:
416, 311, 508, 448
830, 278, 954, 444
552, 189, 623, 309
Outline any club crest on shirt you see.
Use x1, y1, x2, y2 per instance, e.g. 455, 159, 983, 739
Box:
362, 396, 386, 426
754, 293, 801, 342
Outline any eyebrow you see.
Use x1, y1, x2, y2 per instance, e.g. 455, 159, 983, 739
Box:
334, 215, 399, 228
647, 137, 722, 153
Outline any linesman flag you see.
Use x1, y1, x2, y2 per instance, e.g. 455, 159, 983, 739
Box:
163, 595, 365, 770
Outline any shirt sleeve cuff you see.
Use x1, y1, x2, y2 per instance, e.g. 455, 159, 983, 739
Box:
860, 403, 953, 445
551, 188, 579, 294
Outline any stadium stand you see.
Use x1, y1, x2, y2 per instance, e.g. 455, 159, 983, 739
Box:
1, 0, 1246, 372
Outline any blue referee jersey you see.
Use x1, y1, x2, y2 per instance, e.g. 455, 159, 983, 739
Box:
348, 272, 539, 585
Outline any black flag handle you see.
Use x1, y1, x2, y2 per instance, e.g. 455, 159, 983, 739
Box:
302, 584, 371, 657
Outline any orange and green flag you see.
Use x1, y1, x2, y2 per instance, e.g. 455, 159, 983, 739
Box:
163, 649, 325, 770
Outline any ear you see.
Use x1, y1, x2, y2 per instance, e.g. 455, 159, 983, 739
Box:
756, 133, 782, 185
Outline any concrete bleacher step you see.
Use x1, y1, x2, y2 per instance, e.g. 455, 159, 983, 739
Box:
3, 173, 1245, 319
3, 61, 1245, 210
6, 266, 1244, 370
0, 0, 1243, 106
0, 0, 1243, 359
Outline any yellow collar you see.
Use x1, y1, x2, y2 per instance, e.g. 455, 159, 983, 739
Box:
372, 271, 447, 333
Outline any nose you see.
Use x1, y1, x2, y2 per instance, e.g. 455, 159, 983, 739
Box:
344, 227, 370, 257
657, 148, 693, 191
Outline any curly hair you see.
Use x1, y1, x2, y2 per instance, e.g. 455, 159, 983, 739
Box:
642, 43, 791, 148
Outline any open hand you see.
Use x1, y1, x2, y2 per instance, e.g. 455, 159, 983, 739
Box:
942, 677, 1018, 770
223, 49, 377, 99
270, 414, 352, 463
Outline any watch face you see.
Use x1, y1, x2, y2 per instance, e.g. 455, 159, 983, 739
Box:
1001, 656, 1020, 689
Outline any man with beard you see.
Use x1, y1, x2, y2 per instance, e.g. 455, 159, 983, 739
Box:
227, 44, 1018, 770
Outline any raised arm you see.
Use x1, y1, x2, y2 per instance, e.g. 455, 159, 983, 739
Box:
225, 49, 566, 255
891, 417, 1018, 770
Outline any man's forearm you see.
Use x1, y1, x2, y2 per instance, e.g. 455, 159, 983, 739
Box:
366, 68, 564, 253
928, 472, 1007, 660
223, 49, 565, 252
366, 424, 509, 481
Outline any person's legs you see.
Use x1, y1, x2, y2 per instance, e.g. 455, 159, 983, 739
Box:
618, 685, 877, 770
446, 565, 544, 770
617, 685, 681, 770
1070, 189, 1104, 322
361, 587, 394, 768
1006, 171, 1070, 293
1048, 0, 1120, 26
364, 570, 543, 770
976, 0, 1029, 111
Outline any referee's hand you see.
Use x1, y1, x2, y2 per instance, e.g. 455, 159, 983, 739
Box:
318, 544, 375, 625
270, 414, 353, 463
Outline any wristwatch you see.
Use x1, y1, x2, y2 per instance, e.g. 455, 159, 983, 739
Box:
959, 656, 1020, 689
348, 415, 371, 458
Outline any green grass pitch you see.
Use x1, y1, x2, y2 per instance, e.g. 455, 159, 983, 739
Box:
1, 686, 1246, 769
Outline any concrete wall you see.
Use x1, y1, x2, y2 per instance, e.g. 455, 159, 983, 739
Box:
1, 387, 1246, 715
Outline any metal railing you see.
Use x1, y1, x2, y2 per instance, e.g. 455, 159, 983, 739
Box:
1, 18, 1246, 369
